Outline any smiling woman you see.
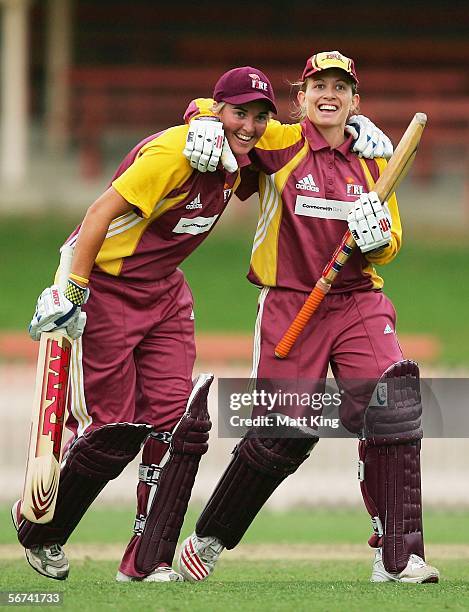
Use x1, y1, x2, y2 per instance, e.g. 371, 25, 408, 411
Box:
210, 67, 275, 157
294, 53, 359, 122
178, 51, 439, 587
296, 68, 359, 148
216, 101, 271, 156
13, 65, 278, 585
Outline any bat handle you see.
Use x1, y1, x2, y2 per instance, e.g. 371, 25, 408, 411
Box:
58, 245, 74, 292
274, 278, 330, 359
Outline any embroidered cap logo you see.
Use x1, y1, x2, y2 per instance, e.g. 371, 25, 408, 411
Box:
249, 73, 268, 92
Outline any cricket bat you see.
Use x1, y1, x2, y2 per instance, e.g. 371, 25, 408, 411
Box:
21, 245, 74, 523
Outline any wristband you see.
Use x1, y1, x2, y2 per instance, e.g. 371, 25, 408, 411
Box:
194, 116, 220, 122
69, 273, 89, 285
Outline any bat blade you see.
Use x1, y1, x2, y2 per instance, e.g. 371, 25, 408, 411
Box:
374, 112, 427, 203
21, 331, 72, 523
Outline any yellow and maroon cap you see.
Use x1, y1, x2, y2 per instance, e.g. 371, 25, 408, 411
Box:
213, 66, 277, 114
301, 51, 359, 85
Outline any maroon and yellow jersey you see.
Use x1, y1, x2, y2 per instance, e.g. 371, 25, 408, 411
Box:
247, 119, 401, 292
188, 99, 402, 292
66, 125, 240, 281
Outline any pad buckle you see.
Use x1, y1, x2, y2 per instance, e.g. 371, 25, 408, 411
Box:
151, 431, 172, 444
358, 459, 365, 481
371, 516, 384, 537
134, 514, 146, 535
138, 463, 162, 485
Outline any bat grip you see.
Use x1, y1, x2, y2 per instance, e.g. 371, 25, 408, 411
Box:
58, 245, 74, 292
322, 230, 355, 283
274, 278, 330, 359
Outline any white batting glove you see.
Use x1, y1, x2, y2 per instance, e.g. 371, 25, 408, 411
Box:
29, 281, 89, 341
347, 191, 392, 253
66, 311, 87, 340
183, 118, 224, 172
183, 118, 238, 173
345, 115, 393, 160
220, 138, 238, 173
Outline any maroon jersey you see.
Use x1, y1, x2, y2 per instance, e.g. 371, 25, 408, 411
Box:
246, 119, 402, 292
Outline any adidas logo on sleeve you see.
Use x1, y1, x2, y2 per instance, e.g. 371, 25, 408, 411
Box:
296, 174, 319, 192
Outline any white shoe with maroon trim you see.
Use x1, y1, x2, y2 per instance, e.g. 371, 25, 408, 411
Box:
371, 547, 440, 583
11, 500, 69, 581
178, 533, 224, 582
115, 566, 183, 582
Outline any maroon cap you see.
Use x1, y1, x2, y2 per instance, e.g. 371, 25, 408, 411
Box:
213, 66, 277, 114
301, 51, 359, 85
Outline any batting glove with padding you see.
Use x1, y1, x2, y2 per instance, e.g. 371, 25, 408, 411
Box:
345, 115, 393, 160
29, 280, 89, 341
347, 191, 392, 253
183, 118, 238, 173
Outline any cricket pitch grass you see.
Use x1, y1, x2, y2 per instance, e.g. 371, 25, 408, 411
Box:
1, 507, 468, 611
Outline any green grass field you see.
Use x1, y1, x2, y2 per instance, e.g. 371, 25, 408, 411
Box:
1, 215, 469, 364
1, 506, 468, 611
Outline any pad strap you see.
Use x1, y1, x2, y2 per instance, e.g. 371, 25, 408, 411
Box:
151, 431, 172, 444
138, 464, 162, 486
134, 515, 146, 536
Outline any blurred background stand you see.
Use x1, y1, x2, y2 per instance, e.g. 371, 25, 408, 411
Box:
0, 0, 468, 223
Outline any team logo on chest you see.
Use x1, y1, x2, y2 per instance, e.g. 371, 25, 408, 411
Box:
186, 193, 203, 209
345, 177, 364, 196
223, 183, 232, 203
296, 173, 319, 192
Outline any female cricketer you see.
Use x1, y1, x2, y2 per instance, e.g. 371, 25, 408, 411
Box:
179, 51, 439, 584
12, 66, 277, 583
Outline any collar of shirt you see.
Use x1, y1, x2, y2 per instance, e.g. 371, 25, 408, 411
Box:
236, 153, 252, 169
301, 118, 354, 161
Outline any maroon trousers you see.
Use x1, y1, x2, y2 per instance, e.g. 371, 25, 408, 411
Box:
253, 287, 403, 433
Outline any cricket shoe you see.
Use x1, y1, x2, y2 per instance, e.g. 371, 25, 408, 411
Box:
178, 533, 224, 582
116, 566, 183, 583
371, 547, 440, 583
11, 500, 69, 580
